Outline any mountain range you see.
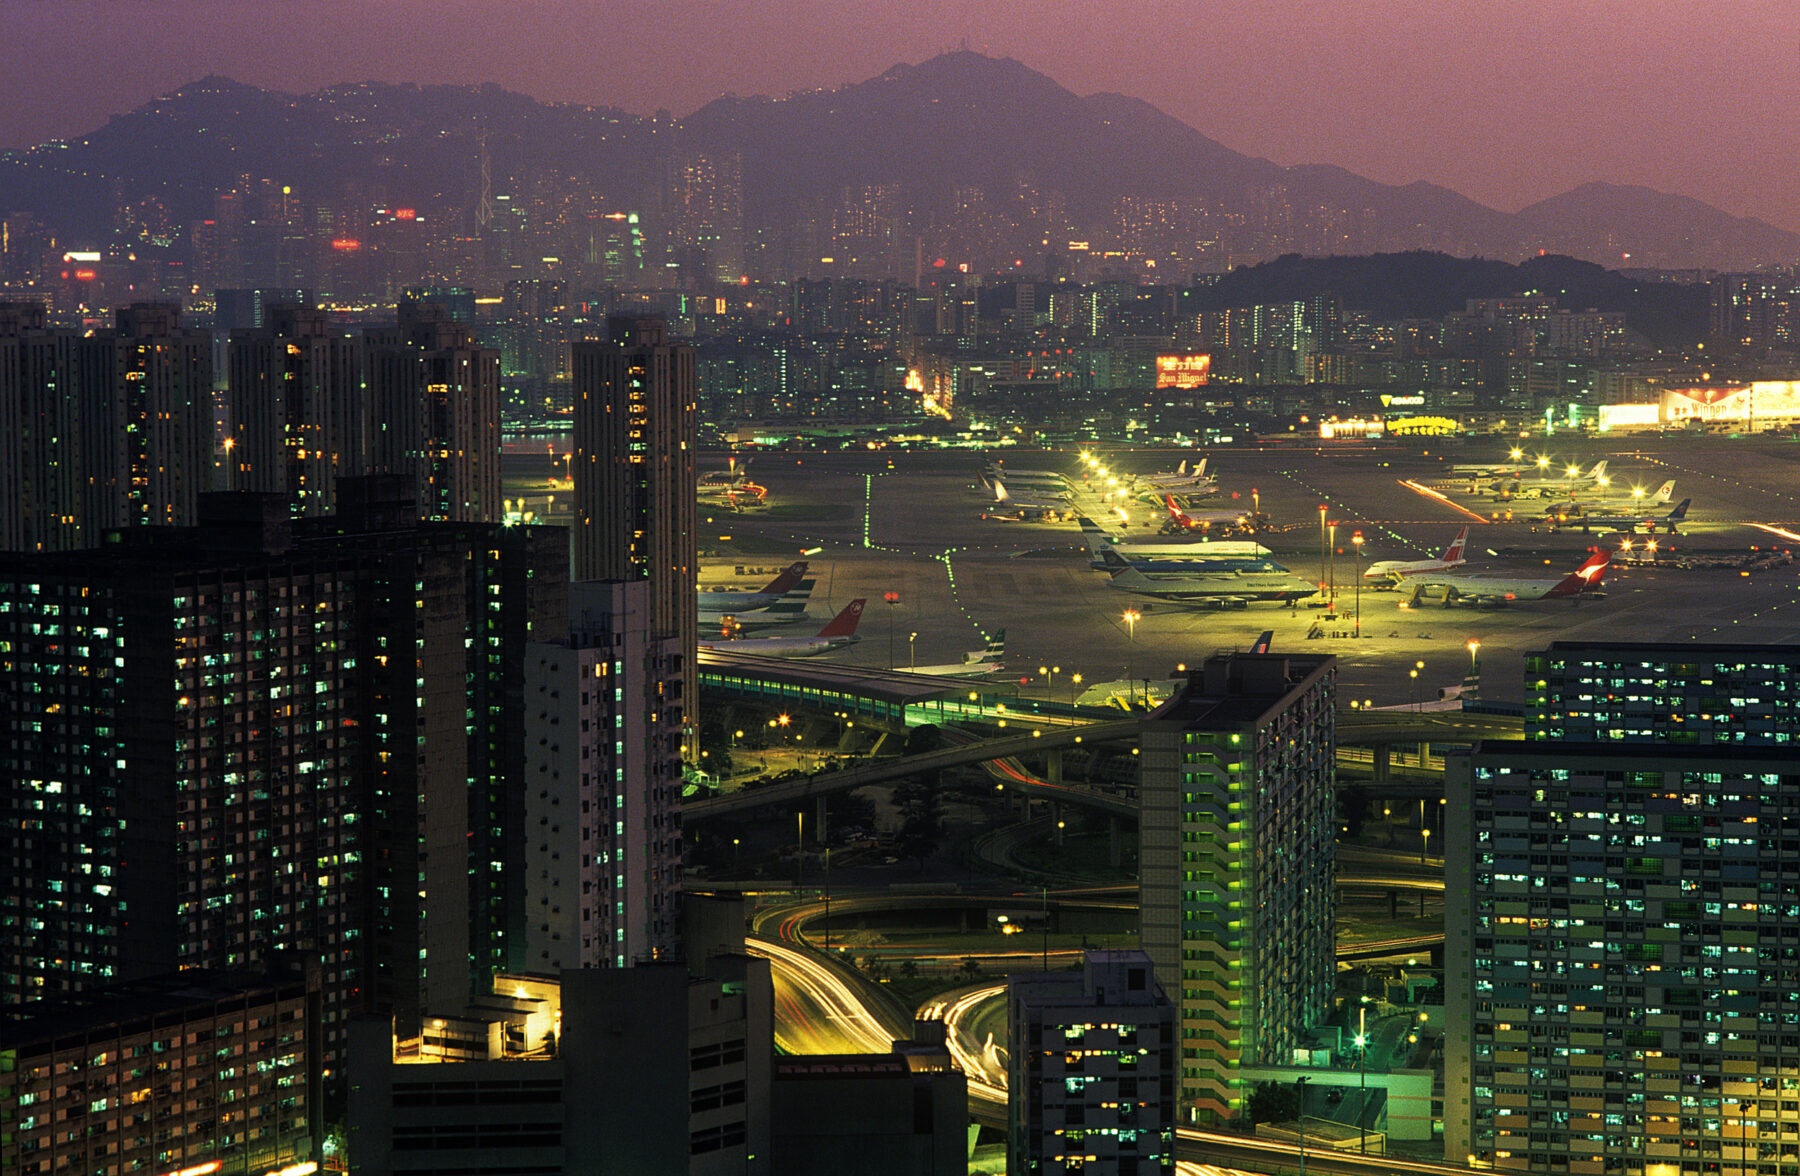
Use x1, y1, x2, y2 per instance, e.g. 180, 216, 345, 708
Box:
2, 51, 1794, 272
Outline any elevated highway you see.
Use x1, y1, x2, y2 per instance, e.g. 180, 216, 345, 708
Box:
684, 718, 1144, 820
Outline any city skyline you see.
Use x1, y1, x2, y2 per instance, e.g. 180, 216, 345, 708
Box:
5, 2, 1800, 231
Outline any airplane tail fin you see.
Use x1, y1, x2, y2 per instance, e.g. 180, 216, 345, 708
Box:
1177, 459, 1187, 476
982, 629, 1006, 659
1098, 548, 1133, 572
765, 579, 817, 612
816, 598, 867, 638
992, 480, 1009, 504
1590, 460, 1608, 482
756, 561, 809, 595
1652, 479, 1674, 504
1440, 525, 1470, 564
1666, 499, 1691, 531
1551, 550, 1612, 596
1249, 630, 1274, 654
1194, 457, 1207, 479
1164, 494, 1187, 522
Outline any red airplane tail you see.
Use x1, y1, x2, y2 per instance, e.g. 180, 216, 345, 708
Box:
816, 598, 867, 638
1440, 526, 1469, 564
1548, 549, 1611, 597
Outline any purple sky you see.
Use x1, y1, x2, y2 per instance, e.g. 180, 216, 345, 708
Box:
6, 0, 1798, 230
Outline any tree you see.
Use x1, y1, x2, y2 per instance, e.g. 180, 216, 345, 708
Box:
899, 958, 920, 980
1246, 1080, 1302, 1126
958, 956, 982, 980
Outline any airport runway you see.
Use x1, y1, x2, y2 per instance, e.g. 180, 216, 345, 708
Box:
688, 436, 1800, 708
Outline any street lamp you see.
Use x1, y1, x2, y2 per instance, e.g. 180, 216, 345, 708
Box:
1467, 638, 1481, 685
1356, 1001, 1370, 1154
1070, 672, 1082, 708
1296, 1076, 1310, 1176
909, 631, 917, 670
1409, 668, 1419, 711
1352, 531, 1364, 638
1421, 824, 1431, 863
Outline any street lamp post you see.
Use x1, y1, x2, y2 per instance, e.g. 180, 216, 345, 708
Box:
796, 810, 804, 888
1352, 531, 1364, 638
1070, 672, 1081, 708
1297, 1076, 1309, 1176
1357, 1001, 1370, 1154
909, 631, 917, 670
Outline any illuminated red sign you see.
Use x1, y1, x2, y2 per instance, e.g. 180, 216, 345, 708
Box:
394, 208, 417, 220
330, 239, 362, 251
1155, 354, 1211, 389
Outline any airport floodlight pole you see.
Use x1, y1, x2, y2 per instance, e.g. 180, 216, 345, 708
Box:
909, 631, 917, 670
1318, 505, 1329, 597
1328, 521, 1339, 611
1468, 638, 1481, 684
1070, 672, 1081, 708
883, 591, 900, 669
1409, 668, 1419, 712
796, 810, 804, 888
1122, 610, 1140, 703
1352, 531, 1364, 639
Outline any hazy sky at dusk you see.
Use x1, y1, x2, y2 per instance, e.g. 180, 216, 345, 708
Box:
5, 0, 1798, 228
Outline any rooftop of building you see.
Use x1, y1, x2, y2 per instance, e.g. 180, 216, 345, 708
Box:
9, 966, 313, 1049
1146, 652, 1335, 729
1469, 740, 1800, 766
1538, 640, 1800, 662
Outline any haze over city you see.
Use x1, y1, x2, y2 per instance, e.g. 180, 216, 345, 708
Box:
6, 0, 1800, 229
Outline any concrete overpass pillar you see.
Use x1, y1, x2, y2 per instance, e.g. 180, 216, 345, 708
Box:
1047, 749, 1063, 787
1109, 817, 1122, 867
1374, 743, 1391, 783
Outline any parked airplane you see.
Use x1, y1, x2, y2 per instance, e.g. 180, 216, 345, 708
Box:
1399, 550, 1611, 608
1487, 459, 1609, 496
1363, 527, 1470, 585
1105, 560, 1319, 607
1133, 458, 1214, 491
698, 599, 867, 657
1079, 516, 1273, 567
1163, 495, 1252, 533
985, 480, 1072, 520
695, 562, 808, 612
1452, 456, 1530, 478
898, 630, 1007, 678
699, 579, 816, 632
1554, 498, 1690, 534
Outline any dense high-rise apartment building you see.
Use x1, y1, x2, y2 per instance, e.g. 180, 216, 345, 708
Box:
1138, 652, 1337, 1126
1008, 950, 1178, 1176
0, 301, 212, 551
572, 315, 697, 714
1525, 640, 1800, 744
365, 299, 501, 523
0, 483, 566, 1059
228, 304, 367, 515
3, 965, 323, 1176
523, 580, 686, 969
1447, 642, 1800, 1176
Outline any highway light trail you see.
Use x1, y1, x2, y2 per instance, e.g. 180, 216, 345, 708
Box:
1750, 522, 1800, 542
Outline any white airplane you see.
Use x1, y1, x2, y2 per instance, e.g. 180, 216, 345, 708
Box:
1106, 562, 1319, 607
1132, 458, 1212, 489
699, 578, 816, 632
1452, 458, 1530, 478
1079, 516, 1272, 567
1554, 498, 1690, 535
698, 599, 867, 658
695, 562, 808, 613
898, 630, 1006, 678
1363, 526, 1470, 585
1399, 550, 1611, 608
986, 480, 1071, 520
